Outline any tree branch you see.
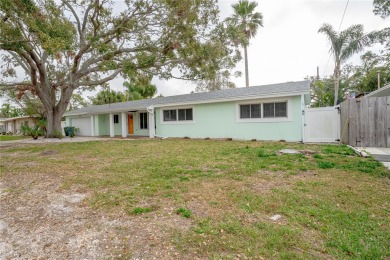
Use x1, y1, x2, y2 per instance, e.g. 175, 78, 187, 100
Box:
8, 52, 31, 74
78, 69, 122, 86
62, 0, 83, 45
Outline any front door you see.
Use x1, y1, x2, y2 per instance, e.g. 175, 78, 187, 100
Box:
128, 114, 134, 134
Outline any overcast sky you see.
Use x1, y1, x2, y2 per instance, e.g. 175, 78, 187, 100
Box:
144, 0, 388, 97
1, 0, 388, 104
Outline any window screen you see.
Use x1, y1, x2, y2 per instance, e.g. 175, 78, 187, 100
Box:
263, 103, 275, 118
275, 102, 287, 117
250, 104, 261, 118
240, 105, 250, 118
178, 109, 193, 121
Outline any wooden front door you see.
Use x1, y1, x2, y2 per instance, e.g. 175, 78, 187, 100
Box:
128, 114, 134, 134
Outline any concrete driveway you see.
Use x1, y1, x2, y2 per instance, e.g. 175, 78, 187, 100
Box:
363, 147, 390, 170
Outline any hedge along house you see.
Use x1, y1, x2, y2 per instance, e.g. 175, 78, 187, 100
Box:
64, 81, 311, 141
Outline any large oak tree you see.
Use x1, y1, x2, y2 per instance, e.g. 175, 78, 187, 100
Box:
0, 0, 238, 137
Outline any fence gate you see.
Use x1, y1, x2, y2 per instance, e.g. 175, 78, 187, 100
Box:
304, 106, 340, 143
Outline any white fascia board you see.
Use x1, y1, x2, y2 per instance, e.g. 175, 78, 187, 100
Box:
154, 91, 309, 108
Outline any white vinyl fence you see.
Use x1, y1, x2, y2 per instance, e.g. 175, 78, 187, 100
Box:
304, 106, 340, 143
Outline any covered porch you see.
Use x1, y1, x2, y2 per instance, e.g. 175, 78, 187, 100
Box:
66, 108, 155, 138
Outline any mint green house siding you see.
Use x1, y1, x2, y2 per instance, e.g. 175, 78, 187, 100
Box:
155, 95, 304, 141
133, 112, 150, 136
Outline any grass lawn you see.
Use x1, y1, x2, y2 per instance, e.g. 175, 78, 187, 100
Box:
0, 135, 30, 141
1, 139, 389, 258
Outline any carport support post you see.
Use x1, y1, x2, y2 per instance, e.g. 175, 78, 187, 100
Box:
109, 113, 115, 137
147, 105, 155, 138
121, 112, 127, 138
90, 115, 94, 136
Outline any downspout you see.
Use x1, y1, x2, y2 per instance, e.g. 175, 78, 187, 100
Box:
147, 105, 167, 139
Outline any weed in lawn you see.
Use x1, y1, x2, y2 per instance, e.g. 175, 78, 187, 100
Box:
318, 161, 336, 169
322, 145, 355, 156
256, 149, 276, 158
130, 206, 154, 215
176, 208, 192, 218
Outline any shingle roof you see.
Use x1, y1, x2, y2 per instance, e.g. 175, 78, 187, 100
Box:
65, 80, 310, 116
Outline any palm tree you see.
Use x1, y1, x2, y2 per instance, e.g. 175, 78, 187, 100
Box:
318, 23, 367, 105
227, 0, 263, 87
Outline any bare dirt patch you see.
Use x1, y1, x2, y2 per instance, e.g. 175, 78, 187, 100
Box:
0, 172, 187, 259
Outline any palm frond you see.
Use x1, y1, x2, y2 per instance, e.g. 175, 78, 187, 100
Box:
227, 0, 263, 42
340, 24, 365, 61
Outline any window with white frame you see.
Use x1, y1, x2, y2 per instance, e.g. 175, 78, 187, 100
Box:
163, 108, 193, 122
140, 112, 148, 129
238, 101, 288, 120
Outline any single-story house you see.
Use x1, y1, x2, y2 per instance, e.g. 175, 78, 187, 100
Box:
0, 116, 39, 134
64, 81, 311, 141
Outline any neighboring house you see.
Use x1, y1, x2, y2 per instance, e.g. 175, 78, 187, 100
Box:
364, 83, 390, 98
64, 81, 311, 141
0, 116, 39, 134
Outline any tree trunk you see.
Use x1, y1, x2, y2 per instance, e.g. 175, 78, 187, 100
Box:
244, 45, 249, 87
44, 88, 72, 138
333, 62, 340, 106
45, 107, 63, 137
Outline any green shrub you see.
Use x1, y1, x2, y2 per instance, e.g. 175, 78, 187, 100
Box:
20, 125, 30, 136
30, 126, 43, 139
51, 130, 63, 139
